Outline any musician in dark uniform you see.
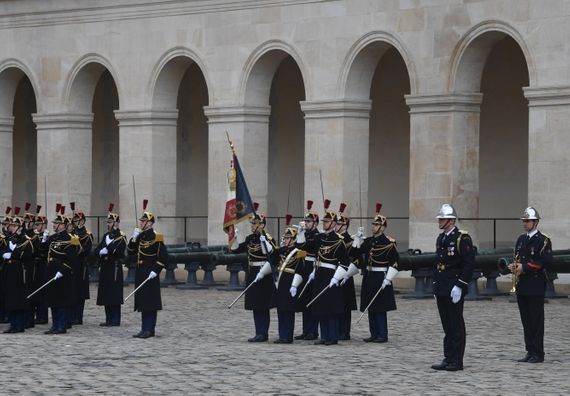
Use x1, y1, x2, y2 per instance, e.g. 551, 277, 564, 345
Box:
350, 203, 400, 343
509, 207, 552, 364
430, 204, 475, 371
95, 203, 127, 327
334, 203, 357, 341
230, 202, 277, 342
299, 199, 349, 346
70, 202, 93, 325
293, 200, 320, 340
274, 214, 305, 344
1, 208, 34, 333
127, 200, 168, 338
44, 204, 78, 334
31, 210, 50, 324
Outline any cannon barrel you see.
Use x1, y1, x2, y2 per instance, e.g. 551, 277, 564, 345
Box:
167, 244, 227, 254
212, 253, 248, 267
167, 251, 216, 265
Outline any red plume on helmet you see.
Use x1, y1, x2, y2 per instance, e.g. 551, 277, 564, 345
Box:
108, 203, 115, 212
60, 205, 65, 215
69, 202, 75, 211
307, 200, 313, 210
253, 202, 259, 211
375, 203, 383, 214
5, 206, 11, 215
55, 203, 61, 213
25, 202, 31, 211
323, 199, 331, 209
339, 203, 347, 213
36, 205, 42, 214
285, 214, 293, 226
14, 207, 21, 215
143, 199, 148, 210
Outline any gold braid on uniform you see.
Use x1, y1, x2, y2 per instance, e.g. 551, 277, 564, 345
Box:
317, 239, 344, 261
247, 242, 266, 261
138, 234, 165, 267
368, 241, 397, 268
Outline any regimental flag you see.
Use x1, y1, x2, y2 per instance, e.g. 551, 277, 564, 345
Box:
223, 133, 255, 248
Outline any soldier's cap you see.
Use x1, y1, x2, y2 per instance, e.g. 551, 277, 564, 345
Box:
35, 214, 48, 225
70, 202, 86, 221
52, 203, 68, 225
139, 199, 155, 223
2, 206, 12, 225
283, 214, 297, 239
10, 207, 24, 226
303, 200, 319, 223
336, 202, 350, 225
24, 202, 36, 222
372, 203, 387, 227
107, 202, 120, 222
322, 199, 336, 222
521, 206, 540, 221
250, 202, 266, 225
436, 203, 457, 219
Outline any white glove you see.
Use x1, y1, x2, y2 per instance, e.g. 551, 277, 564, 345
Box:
105, 235, 113, 245
382, 278, 391, 289
296, 223, 306, 244
352, 235, 363, 248
259, 235, 273, 254
9, 241, 16, 251
357, 226, 364, 238
148, 271, 157, 279
308, 270, 315, 283
290, 286, 297, 297
42, 231, 49, 242
54, 271, 63, 280
2, 252, 11, 260
451, 286, 462, 304
340, 276, 350, 286
329, 277, 339, 287
131, 228, 141, 240
254, 272, 264, 283
99, 247, 109, 256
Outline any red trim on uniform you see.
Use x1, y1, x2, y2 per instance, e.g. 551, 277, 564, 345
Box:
527, 262, 541, 270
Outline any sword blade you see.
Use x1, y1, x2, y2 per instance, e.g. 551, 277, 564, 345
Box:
27, 277, 56, 299
306, 285, 330, 308
356, 284, 386, 324
227, 279, 256, 309
125, 276, 152, 302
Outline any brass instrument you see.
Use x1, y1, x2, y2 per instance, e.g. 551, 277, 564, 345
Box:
510, 253, 520, 294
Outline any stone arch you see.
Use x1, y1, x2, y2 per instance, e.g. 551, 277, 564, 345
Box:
64, 54, 122, 112
338, 31, 417, 99
0, 59, 39, 116
240, 39, 310, 106
150, 47, 211, 109
449, 20, 535, 92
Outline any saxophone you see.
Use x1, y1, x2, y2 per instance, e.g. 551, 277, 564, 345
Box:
510, 252, 520, 294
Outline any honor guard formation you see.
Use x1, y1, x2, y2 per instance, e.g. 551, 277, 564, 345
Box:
0, 198, 553, 369
0, 199, 168, 338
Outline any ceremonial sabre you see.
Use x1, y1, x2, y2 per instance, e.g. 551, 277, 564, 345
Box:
297, 276, 312, 299
227, 280, 257, 309
125, 276, 152, 302
27, 277, 56, 299
306, 284, 330, 308
356, 283, 387, 324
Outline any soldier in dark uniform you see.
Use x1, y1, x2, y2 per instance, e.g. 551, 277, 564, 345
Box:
70, 202, 93, 325
1, 208, 34, 333
509, 207, 552, 364
293, 200, 320, 341
350, 203, 400, 343
274, 214, 305, 344
299, 199, 349, 346
430, 204, 475, 371
230, 202, 277, 342
0, 206, 12, 324
127, 200, 168, 338
44, 204, 79, 334
22, 203, 42, 328
31, 209, 50, 324
96, 203, 127, 327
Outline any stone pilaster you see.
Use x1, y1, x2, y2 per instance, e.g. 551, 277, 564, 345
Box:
300, 99, 371, 226
405, 93, 483, 251
33, 112, 93, 219
524, 86, 570, 247
203, 106, 271, 245
0, 116, 14, 208
114, 109, 178, 241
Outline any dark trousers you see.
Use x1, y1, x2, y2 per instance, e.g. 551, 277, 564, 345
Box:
141, 311, 157, 332
339, 311, 352, 338
368, 311, 388, 339
8, 310, 27, 331
32, 301, 48, 322
104, 305, 121, 325
319, 314, 339, 342
253, 310, 270, 336
277, 310, 295, 340
72, 300, 85, 323
51, 307, 67, 331
301, 309, 319, 336
517, 294, 545, 358
436, 295, 466, 366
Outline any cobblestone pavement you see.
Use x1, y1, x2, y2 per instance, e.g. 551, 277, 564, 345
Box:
0, 284, 569, 395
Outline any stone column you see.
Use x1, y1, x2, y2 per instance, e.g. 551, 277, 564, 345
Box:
0, 116, 14, 207
114, 109, 178, 242
405, 93, 483, 251
203, 106, 271, 245
524, 86, 570, 247
33, 112, 93, 218
300, 100, 371, 227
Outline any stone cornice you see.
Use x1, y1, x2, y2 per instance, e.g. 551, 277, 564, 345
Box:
0, 0, 330, 30
33, 113, 94, 130
0, 116, 14, 133
405, 93, 483, 114
204, 106, 271, 124
114, 110, 179, 127
300, 100, 372, 119
523, 86, 570, 108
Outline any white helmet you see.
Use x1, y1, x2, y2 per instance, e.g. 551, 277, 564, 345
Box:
436, 203, 457, 219
521, 206, 540, 220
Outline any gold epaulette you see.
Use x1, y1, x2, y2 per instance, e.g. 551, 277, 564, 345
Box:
264, 232, 274, 241
458, 229, 469, 234
387, 235, 397, 244
335, 232, 343, 239
70, 234, 80, 246
155, 233, 164, 243
541, 232, 551, 240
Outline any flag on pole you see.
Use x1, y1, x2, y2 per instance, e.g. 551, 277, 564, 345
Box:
223, 132, 255, 247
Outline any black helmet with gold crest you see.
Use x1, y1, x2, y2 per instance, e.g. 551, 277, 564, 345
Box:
10, 206, 24, 227
24, 202, 36, 223
107, 202, 120, 222
371, 203, 387, 227
250, 202, 266, 225
70, 202, 86, 223
35, 204, 47, 226
336, 203, 350, 226
139, 199, 155, 223
283, 214, 297, 239
303, 200, 319, 223
52, 203, 68, 225
2, 206, 12, 226
322, 199, 335, 222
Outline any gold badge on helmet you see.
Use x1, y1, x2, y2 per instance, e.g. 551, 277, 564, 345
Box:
283, 214, 297, 238
322, 199, 336, 221
139, 199, 155, 223
250, 202, 266, 225
107, 202, 120, 222
303, 200, 319, 223
372, 203, 387, 226
336, 202, 349, 226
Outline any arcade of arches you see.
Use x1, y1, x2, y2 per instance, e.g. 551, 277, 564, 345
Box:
1, 0, 569, 252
